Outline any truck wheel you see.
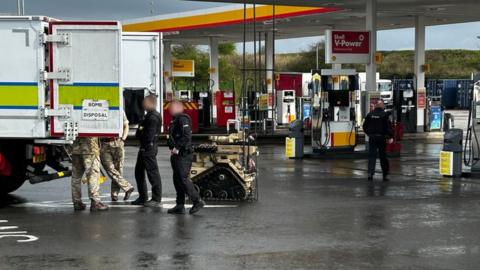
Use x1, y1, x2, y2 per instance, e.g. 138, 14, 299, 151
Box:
0, 175, 26, 194
0, 142, 26, 194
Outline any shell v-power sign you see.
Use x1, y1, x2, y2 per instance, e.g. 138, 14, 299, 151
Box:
325, 30, 371, 64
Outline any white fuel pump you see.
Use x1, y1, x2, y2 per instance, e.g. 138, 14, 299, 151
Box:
464, 81, 480, 171
311, 69, 358, 152
276, 90, 296, 125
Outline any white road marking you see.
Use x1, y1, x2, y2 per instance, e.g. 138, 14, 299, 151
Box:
0, 220, 38, 243
0, 226, 19, 230
0, 234, 39, 243
14, 202, 237, 209
12, 194, 238, 209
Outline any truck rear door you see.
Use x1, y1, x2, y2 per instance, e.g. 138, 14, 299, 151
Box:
0, 17, 47, 138
121, 32, 162, 125
49, 21, 123, 138
121, 32, 160, 93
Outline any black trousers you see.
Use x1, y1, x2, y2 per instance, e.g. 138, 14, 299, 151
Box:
368, 135, 389, 176
170, 154, 200, 205
135, 151, 162, 202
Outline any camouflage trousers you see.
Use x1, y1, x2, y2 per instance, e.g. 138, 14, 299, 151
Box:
71, 154, 101, 203
100, 143, 133, 197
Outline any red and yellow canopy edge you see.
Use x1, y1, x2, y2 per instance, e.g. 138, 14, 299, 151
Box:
123, 5, 339, 32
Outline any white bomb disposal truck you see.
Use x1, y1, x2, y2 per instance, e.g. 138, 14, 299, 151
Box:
0, 16, 162, 194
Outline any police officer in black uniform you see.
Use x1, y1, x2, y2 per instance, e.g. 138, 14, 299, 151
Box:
132, 95, 162, 207
167, 100, 205, 214
363, 100, 394, 181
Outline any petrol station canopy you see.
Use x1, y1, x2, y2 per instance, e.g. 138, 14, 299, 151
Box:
123, 1, 480, 44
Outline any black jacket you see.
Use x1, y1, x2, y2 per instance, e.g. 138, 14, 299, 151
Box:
168, 113, 192, 155
136, 110, 162, 154
363, 108, 394, 138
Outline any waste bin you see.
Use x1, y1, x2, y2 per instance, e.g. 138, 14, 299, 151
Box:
440, 128, 463, 177
285, 120, 304, 158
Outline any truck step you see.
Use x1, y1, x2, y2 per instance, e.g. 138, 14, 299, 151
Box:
29, 171, 71, 185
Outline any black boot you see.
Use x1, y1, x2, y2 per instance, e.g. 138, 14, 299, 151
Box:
368, 175, 374, 181
167, 205, 186, 214
144, 199, 162, 208
189, 200, 206, 214
131, 198, 147, 205
383, 174, 390, 182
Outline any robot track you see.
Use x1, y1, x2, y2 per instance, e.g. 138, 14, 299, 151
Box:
191, 164, 254, 201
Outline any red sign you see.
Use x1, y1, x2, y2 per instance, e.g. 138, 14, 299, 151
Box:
331, 31, 369, 54
417, 92, 426, 109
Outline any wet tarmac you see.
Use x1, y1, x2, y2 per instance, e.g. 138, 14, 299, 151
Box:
1, 143, 480, 269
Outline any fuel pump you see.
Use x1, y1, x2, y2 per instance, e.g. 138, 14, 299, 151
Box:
298, 96, 312, 130
276, 90, 296, 125
311, 69, 358, 152
192, 79, 213, 128
246, 78, 271, 132
464, 81, 480, 172
425, 96, 442, 132
175, 90, 192, 101
172, 80, 193, 101
215, 90, 236, 127
393, 79, 417, 133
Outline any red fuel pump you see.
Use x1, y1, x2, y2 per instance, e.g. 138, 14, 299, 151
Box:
386, 121, 403, 155
215, 91, 236, 127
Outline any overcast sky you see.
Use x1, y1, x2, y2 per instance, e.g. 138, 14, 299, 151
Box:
1, 0, 479, 53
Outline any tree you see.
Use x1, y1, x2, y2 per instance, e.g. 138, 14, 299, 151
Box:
218, 43, 236, 56
274, 41, 480, 79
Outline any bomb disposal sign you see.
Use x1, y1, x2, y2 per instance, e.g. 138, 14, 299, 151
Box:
82, 100, 109, 121
325, 30, 371, 64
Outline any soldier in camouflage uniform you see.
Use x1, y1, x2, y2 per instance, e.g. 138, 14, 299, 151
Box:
71, 137, 109, 211
100, 112, 134, 201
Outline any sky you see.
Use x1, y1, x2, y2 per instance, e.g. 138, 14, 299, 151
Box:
1, 0, 479, 53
